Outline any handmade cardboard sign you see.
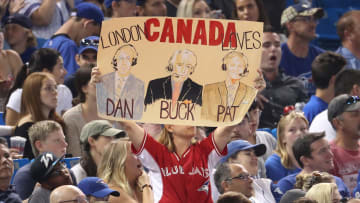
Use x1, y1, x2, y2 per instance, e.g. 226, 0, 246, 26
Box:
96, 17, 263, 126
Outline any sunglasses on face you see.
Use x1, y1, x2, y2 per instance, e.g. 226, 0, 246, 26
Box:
292, 15, 318, 23
80, 38, 99, 47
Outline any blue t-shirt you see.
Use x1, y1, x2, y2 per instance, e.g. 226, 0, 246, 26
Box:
265, 153, 301, 182
43, 34, 79, 78
303, 95, 328, 124
352, 170, 360, 197
336, 46, 360, 70
277, 172, 350, 198
280, 43, 324, 96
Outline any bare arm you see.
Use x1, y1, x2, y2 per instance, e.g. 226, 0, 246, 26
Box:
5, 108, 20, 126
7, 50, 23, 78
213, 125, 237, 152
30, 0, 56, 26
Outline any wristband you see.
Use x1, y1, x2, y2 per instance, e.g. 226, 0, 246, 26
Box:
141, 184, 153, 192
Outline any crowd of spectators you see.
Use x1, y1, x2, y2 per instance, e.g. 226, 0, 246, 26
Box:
1, 0, 360, 202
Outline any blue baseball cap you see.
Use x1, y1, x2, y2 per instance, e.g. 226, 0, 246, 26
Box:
78, 36, 99, 54
78, 177, 120, 198
221, 140, 266, 163
4, 14, 32, 29
75, 2, 104, 24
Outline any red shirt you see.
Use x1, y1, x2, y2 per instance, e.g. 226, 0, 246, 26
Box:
132, 132, 227, 203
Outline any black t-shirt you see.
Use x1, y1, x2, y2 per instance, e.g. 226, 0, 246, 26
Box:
14, 122, 34, 159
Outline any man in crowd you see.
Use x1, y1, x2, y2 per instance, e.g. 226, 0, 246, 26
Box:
302, 52, 346, 124
328, 94, 360, 192
259, 26, 307, 128
310, 69, 360, 141
78, 177, 120, 203
277, 132, 350, 198
50, 185, 88, 203
43, 2, 104, 78
0, 137, 22, 203
13, 120, 69, 200
29, 152, 73, 202
137, 0, 167, 16
280, 1, 324, 95
336, 10, 360, 70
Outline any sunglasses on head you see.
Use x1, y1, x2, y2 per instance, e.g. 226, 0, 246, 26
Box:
80, 38, 99, 47
345, 96, 360, 105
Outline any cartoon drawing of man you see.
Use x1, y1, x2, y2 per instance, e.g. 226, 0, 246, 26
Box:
201, 51, 256, 122
144, 49, 202, 109
97, 44, 144, 120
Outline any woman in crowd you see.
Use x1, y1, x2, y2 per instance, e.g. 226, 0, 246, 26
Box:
5, 48, 71, 125
305, 183, 342, 203
294, 171, 335, 192
232, 0, 270, 25
97, 139, 153, 203
265, 111, 308, 182
14, 72, 65, 159
177, 0, 211, 18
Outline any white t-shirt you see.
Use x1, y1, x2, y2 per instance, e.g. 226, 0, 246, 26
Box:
70, 163, 87, 183
309, 109, 336, 141
6, 84, 73, 115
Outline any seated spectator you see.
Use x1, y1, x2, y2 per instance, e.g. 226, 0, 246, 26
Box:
29, 152, 73, 203
0, 137, 22, 203
310, 69, 360, 141
328, 94, 360, 192
97, 139, 154, 203
104, 0, 137, 17
78, 177, 120, 203
71, 120, 124, 182
305, 183, 342, 203
279, 189, 305, 203
302, 52, 346, 124
50, 185, 87, 203
43, 2, 103, 78
216, 191, 251, 203
5, 48, 72, 126
14, 72, 66, 159
214, 163, 254, 200
64, 36, 98, 98
13, 120, 70, 200
137, 0, 167, 16
3, 14, 37, 64
177, 0, 211, 18
265, 111, 307, 182
277, 132, 350, 198
259, 26, 308, 129
231, 0, 269, 25
335, 10, 360, 70
0, 29, 23, 112
215, 140, 281, 202
295, 171, 335, 192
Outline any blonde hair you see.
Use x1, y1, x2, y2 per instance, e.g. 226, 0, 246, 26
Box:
275, 111, 309, 169
158, 126, 197, 152
294, 171, 334, 192
177, 0, 195, 17
305, 182, 337, 203
97, 140, 136, 197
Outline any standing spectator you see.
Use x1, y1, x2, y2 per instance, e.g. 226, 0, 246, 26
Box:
78, 177, 120, 203
259, 27, 308, 129
302, 52, 346, 124
29, 152, 73, 203
17, 0, 73, 39
310, 69, 360, 141
50, 185, 87, 203
328, 94, 360, 192
277, 132, 350, 198
13, 120, 69, 200
3, 14, 37, 64
43, 2, 103, 78
104, 0, 136, 17
280, 1, 325, 95
5, 48, 71, 125
70, 120, 124, 182
137, 0, 167, 16
265, 111, 307, 182
0, 137, 22, 203
64, 36, 98, 98
335, 10, 360, 70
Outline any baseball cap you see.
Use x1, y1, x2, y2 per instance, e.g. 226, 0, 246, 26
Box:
220, 140, 266, 163
75, 2, 104, 24
279, 189, 306, 203
79, 36, 99, 54
30, 152, 64, 182
78, 177, 120, 198
328, 94, 360, 122
3, 14, 32, 29
80, 120, 124, 143
281, 1, 324, 26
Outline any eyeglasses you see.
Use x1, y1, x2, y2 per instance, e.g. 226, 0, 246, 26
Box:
80, 38, 99, 47
59, 196, 89, 203
226, 173, 252, 181
42, 85, 58, 93
292, 15, 318, 23
346, 96, 360, 105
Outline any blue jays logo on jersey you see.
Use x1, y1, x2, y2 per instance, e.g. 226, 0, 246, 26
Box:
197, 180, 209, 195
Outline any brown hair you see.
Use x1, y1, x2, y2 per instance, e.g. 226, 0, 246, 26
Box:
336, 10, 360, 42
295, 171, 334, 192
